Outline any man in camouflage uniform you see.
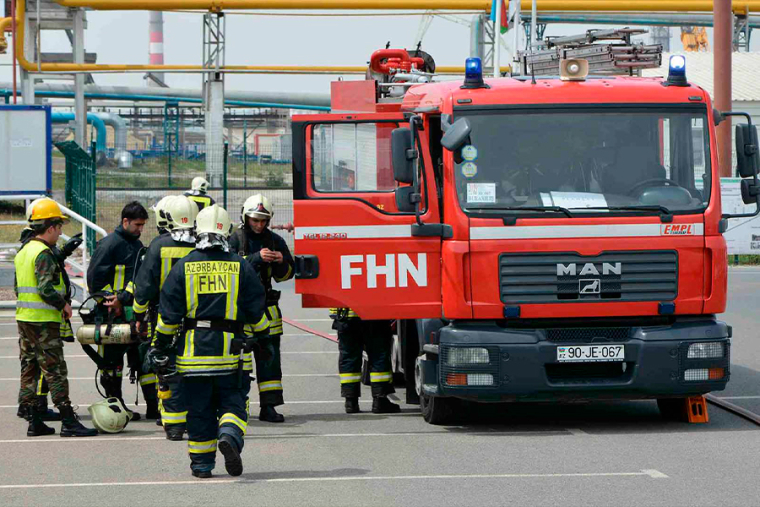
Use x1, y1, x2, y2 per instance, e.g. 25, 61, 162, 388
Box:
15, 198, 97, 437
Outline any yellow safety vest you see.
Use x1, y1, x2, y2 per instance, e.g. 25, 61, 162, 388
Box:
15, 240, 65, 323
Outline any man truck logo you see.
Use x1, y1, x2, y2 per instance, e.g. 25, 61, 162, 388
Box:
556, 262, 622, 277
341, 253, 427, 289
579, 279, 601, 294
661, 224, 695, 236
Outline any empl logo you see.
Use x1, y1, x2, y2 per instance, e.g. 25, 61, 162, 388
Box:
661, 224, 695, 236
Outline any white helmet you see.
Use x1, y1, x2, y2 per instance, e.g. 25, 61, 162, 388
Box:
88, 397, 132, 433
196, 204, 232, 237
151, 195, 173, 231
242, 194, 273, 222
162, 195, 199, 231
192, 177, 210, 193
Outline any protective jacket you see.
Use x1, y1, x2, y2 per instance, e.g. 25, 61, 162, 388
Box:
154, 248, 270, 376
184, 191, 215, 212
229, 227, 294, 335
87, 225, 143, 304
133, 233, 195, 318
14, 239, 67, 323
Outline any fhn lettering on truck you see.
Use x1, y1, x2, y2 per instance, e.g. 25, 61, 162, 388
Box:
340, 253, 427, 289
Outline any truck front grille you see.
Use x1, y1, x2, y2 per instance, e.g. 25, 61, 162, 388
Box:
546, 327, 632, 343
500, 251, 677, 304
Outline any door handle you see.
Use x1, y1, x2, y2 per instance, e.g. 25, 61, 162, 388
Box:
295, 255, 320, 279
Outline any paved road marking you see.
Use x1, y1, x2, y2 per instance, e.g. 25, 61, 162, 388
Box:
0, 470, 667, 489
0, 351, 338, 359
0, 373, 338, 381
714, 395, 760, 400
0, 400, 367, 409
285, 319, 332, 322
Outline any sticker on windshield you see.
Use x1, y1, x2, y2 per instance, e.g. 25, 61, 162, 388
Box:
461, 162, 478, 178
462, 145, 478, 161
467, 183, 496, 203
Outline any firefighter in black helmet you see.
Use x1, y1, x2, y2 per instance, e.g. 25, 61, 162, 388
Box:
149, 205, 269, 478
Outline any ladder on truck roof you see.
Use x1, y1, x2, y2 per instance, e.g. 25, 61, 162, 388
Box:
519, 28, 663, 77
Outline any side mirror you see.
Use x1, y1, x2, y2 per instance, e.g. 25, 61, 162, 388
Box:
391, 128, 416, 184
736, 124, 760, 178
441, 117, 472, 151
395, 186, 419, 213
741, 179, 760, 205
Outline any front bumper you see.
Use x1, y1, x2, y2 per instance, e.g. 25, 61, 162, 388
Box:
419, 318, 731, 402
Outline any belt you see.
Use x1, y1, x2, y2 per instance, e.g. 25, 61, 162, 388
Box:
183, 318, 242, 334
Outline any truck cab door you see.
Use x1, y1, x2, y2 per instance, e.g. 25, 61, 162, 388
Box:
291, 113, 443, 320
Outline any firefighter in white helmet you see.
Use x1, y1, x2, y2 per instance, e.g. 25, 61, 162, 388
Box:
149, 204, 269, 478
133, 195, 198, 440
229, 194, 294, 423
151, 195, 174, 235
184, 177, 215, 211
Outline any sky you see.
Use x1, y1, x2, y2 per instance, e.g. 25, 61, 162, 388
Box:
1, 10, 758, 98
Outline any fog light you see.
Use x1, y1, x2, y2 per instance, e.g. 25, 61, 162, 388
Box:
446, 347, 490, 366
467, 374, 494, 386
446, 373, 467, 386
684, 368, 709, 381
709, 367, 725, 380
687, 342, 724, 359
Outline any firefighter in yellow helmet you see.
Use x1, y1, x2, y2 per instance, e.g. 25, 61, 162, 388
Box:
184, 177, 215, 211
133, 195, 198, 440
15, 198, 97, 437
229, 194, 294, 423
149, 205, 269, 478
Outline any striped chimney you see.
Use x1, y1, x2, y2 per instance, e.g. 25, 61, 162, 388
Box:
148, 11, 165, 85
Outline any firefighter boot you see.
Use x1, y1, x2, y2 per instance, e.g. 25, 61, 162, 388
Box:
144, 397, 160, 420
26, 405, 55, 437
259, 405, 285, 423
165, 424, 185, 441
218, 434, 243, 477
59, 403, 99, 437
36, 396, 62, 421
372, 396, 401, 414
192, 470, 213, 479
345, 397, 360, 414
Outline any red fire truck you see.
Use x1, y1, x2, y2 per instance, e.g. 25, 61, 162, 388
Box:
291, 49, 760, 424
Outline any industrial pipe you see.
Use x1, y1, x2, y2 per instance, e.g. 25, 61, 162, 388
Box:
51, 112, 107, 154
91, 112, 132, 168
49, 0, 760, 13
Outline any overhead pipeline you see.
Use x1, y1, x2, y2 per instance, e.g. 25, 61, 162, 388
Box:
51, 112, 107, 154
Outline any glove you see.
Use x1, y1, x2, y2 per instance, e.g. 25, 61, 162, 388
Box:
61, 233, 83, 259
147, 346, 175, 376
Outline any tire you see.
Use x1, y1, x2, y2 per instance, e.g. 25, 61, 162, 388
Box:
420, 391, 453, 425
657, 398, 687, 422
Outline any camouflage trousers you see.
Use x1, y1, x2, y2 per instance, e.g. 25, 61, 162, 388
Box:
18, 321, 70, 408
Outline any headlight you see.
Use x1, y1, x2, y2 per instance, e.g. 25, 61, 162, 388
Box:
446, 347, 490, 366
687, 342, 724, 359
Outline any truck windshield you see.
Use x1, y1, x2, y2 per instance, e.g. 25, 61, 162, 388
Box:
454, 109, 711, 215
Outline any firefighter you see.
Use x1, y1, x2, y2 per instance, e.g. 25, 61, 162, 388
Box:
15, 198, 97, 437
133, 195, 198, 440
149, 205, 269, 478
229, 194, 294, 423
184, 177, 215, 211
330, 310, 400, 414
16, 199, 82, 422
85, 201, 158, 421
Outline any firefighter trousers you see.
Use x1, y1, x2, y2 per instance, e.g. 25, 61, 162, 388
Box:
336, 319, 394, 399
254, 334, 283, 406
159, 374, 186, 428
96, 343, 158, 406
184, 373, 251, 473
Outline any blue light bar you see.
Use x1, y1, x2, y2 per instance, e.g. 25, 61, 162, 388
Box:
667, 55, 688, 87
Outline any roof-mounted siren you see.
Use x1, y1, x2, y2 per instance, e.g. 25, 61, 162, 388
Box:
461, 57, 489, 89
667, 55, 688, 87
560, 59, 589, 81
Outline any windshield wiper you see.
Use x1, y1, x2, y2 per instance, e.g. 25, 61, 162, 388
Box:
469, 206, 574, 218
572, 205, 673, 222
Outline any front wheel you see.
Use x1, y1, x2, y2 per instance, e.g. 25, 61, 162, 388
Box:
416, 354, 452, 425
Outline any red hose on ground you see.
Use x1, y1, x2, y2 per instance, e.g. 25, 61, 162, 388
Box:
282, 317, 337, 343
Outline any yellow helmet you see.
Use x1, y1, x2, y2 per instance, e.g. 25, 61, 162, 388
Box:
195, 204, 232, 237
87, 397, 132, 433
27, 198, 68, 223
242, 194, 273, 221
162, 195, 198, 231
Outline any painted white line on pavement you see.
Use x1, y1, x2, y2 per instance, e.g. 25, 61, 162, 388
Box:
0, 353, 340, 359
0, 470, 667, 489
0, 333, 334, 341
285, 319, 332, 322
0, 400, 368, 409
715, 395, 760, 400
0, 373, 338, 381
